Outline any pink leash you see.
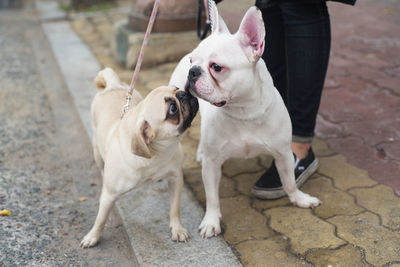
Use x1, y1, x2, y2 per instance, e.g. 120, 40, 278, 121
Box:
122, 0, 160, 118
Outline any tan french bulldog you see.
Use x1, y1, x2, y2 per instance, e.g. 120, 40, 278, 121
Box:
80, 68, 198, 247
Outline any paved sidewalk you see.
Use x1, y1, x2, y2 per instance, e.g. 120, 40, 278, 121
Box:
67, 0, 400, 266
0, 5, 136, 266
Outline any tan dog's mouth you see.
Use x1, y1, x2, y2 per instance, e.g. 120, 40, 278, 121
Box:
176, 91, 199, 134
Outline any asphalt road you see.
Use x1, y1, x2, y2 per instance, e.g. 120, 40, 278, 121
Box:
0, 3, 137, 266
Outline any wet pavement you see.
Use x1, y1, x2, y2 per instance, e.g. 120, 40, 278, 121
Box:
316, 0, 400, 194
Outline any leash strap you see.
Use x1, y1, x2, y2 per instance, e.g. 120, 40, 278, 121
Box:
207, 0, 213, 30
197, 0, 210, 40
197, 0, 214, 40
122, 0, 160, 117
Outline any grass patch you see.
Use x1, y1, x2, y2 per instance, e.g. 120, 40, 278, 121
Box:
59, 3, 70, 12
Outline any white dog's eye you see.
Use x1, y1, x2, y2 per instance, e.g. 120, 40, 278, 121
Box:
168, 103, 178, 116
211, 63, 222, 72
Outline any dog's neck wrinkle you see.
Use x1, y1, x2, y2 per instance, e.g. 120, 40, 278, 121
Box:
117, 129, 178, 171
221, 61, 274, 120
119, 106, 180, 166
150, 137, 179, 156
134, 139, 180, 175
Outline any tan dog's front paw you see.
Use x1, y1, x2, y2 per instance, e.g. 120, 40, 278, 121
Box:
171, 226, 190, 242
80, 232, 100, 248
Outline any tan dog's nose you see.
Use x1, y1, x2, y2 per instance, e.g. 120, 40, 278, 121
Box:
176, 90, 187, 101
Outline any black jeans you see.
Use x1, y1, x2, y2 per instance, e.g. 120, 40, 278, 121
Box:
258, 3, 331, 142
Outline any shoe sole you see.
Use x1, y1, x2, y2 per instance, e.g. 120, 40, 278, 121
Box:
251, 158, 319, 200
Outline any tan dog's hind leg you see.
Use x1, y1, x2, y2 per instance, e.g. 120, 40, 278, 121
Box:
92, 137, 104, 176
80, 187, 118, 248
275, 149, 321, 209
168, 171, 189, 242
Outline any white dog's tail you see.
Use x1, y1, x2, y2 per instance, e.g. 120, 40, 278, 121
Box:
94, 68, 125, 91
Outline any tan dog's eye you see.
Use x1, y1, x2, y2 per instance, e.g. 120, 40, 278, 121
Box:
168, 103, 178, 116
164, 97, 180, 124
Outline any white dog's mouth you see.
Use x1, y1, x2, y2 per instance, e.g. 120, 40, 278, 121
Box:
213, 101, 226, 107
185, 77, 227, 108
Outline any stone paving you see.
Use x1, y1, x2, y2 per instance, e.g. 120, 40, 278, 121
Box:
316, 1, 400, 194
70, 0, 400, 266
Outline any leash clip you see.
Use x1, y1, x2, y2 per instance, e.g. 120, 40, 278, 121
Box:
121, 0, 160, 119
121, 94, 132, 119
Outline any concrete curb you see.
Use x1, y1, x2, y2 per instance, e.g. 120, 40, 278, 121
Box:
35, 1, 241, 266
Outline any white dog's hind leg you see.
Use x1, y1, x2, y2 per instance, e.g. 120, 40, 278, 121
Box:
80, 187, 118, 248
199, 158, 223, 238
275, 150, 321, 209
168, 171, 189, 242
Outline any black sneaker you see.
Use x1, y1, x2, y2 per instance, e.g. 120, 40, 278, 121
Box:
251, 148, 319, 200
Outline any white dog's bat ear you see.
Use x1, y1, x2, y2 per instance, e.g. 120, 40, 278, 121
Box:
209, 1, 229, 34
131, 120, 154, 159
237, 7, 265, 62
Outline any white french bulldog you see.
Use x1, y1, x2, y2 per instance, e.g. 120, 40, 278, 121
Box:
169, 3, 321, 239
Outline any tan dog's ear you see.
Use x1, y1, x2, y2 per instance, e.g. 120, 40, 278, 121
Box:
131, 120, 155, 159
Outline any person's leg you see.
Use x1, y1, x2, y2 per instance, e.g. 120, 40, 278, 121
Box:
252, 2, 331, 199
258, 5, 288, 105
283, 2, 331, 158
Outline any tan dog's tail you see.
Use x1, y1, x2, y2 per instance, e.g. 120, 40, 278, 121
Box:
94, 68, 123, 91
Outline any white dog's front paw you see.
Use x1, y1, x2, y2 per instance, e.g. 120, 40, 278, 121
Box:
80, 231, 100, 248
288, 190, 321, 209
198, 212, 221, 239
171, 225, 190, 242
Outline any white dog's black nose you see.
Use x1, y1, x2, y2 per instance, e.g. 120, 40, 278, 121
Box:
188, 66, 201, 82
